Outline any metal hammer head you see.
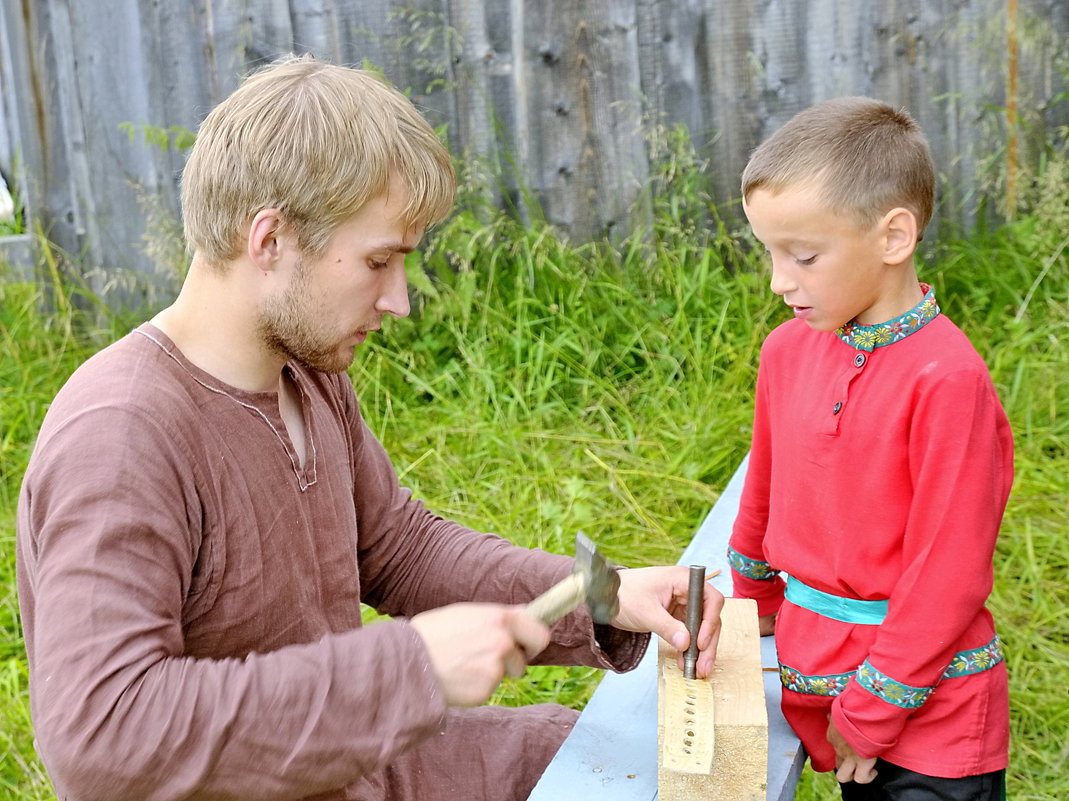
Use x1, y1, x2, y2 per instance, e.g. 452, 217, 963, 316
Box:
574, 531, 621, 624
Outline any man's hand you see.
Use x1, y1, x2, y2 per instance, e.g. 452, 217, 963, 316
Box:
410, 603, 550, 707
609, 566, 725, 678
827, 716, 878, 784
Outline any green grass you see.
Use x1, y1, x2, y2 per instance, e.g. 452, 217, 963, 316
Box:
1, 154, 1067, 800
0, 253, 131, 800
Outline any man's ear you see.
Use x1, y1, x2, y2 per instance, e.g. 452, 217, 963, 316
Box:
247, 209, 286, 271
882, 207, 918, 266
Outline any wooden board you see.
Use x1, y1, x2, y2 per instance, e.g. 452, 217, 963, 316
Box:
658, 598, 768, 801
660, 652, 716, 775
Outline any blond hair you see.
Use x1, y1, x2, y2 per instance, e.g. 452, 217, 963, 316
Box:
741, 97, 934, 234
181, 54, 456, 265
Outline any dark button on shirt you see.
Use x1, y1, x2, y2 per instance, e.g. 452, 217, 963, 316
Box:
854, 353, 867, 368
833, 401, 843, 414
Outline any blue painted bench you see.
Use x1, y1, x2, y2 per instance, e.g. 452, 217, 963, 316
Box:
529, 455, 806, 800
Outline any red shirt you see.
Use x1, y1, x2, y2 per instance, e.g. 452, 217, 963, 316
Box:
729, 301, 1013, 778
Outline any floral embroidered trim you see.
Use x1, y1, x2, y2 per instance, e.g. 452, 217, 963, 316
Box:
727, 546, 779, 581
780, 635, 1005, 708
856, 661, 932, 708
835, 283, 940, 352
944, 635, 1004, 678
780, 665, 853, 697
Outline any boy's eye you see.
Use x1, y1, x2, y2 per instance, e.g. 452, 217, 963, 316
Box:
795, 254, 817, 266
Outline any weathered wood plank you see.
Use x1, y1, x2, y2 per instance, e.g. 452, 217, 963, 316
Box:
659, 639, 716, 776
658, 599, 767, 801
523, 0, 648, 238
2, 0, 1067, 291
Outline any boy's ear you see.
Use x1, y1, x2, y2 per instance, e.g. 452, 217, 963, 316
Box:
882, 207, 918, 266
247, 208, 287, 270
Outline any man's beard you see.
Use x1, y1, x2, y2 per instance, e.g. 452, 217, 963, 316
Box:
256, 259, 357, 374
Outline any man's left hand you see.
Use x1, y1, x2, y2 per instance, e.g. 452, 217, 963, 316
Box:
610, 566, 724, 677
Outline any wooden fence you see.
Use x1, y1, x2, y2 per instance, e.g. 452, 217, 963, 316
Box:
1, 0, 1066, 295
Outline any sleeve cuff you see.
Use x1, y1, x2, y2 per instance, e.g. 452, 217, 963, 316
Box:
726, 545, 785, 617
593, 624, 650, 673
530, 595, 650, 672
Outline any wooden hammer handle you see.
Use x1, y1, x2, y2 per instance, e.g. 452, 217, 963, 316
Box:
526, 572, 588, 625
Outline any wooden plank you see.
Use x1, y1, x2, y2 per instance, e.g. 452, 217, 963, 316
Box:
658, 599, 767, 801
529, 455, 806, 801
0, 233, 34, 281
659, 641, 716, 776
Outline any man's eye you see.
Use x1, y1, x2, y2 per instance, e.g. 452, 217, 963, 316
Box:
369, 259, 389, 270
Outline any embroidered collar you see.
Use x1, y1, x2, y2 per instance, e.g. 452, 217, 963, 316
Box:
834, 283, 940, 352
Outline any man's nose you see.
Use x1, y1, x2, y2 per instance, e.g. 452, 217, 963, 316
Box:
377, 261, 411, 319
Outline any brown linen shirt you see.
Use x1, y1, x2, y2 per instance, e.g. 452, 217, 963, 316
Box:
16, 323, 647, 801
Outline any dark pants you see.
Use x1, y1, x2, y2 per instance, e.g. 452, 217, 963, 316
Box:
839, 759, 1006, 801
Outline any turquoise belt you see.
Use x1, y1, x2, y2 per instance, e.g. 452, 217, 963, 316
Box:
785, 575, 888, 624
780, 576, 1004, 708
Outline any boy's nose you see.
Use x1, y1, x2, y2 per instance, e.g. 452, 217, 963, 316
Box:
768, 261, 795, 297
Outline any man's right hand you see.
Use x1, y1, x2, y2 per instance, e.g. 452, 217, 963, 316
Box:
410, 603, 551, 707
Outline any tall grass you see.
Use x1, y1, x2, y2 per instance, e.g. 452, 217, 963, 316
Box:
934, 165, 1069, 800
0, 246, 134, 800
1, 137, 1066, 799
355, 205, 778, 563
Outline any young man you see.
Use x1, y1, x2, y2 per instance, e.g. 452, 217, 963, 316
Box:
16, 55, 722, 801
729, 97, 1013, 800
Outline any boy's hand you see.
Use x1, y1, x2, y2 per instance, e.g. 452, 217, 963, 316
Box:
758, 612, 777, 636
826, 716, 878, 784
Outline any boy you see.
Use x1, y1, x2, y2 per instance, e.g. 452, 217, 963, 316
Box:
728, 97, 1012, 799
16, 55, 723, 801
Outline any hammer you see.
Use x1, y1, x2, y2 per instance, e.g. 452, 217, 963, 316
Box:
526, 531, 621, 625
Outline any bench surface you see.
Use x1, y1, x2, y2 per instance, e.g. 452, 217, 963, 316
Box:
529, 455, 806, 800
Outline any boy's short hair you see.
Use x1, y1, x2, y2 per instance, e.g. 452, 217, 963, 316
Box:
181, 54, 456, 266
741, 97, 935, 235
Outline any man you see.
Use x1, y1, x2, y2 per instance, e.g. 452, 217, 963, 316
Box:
16, 54, 722, 801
